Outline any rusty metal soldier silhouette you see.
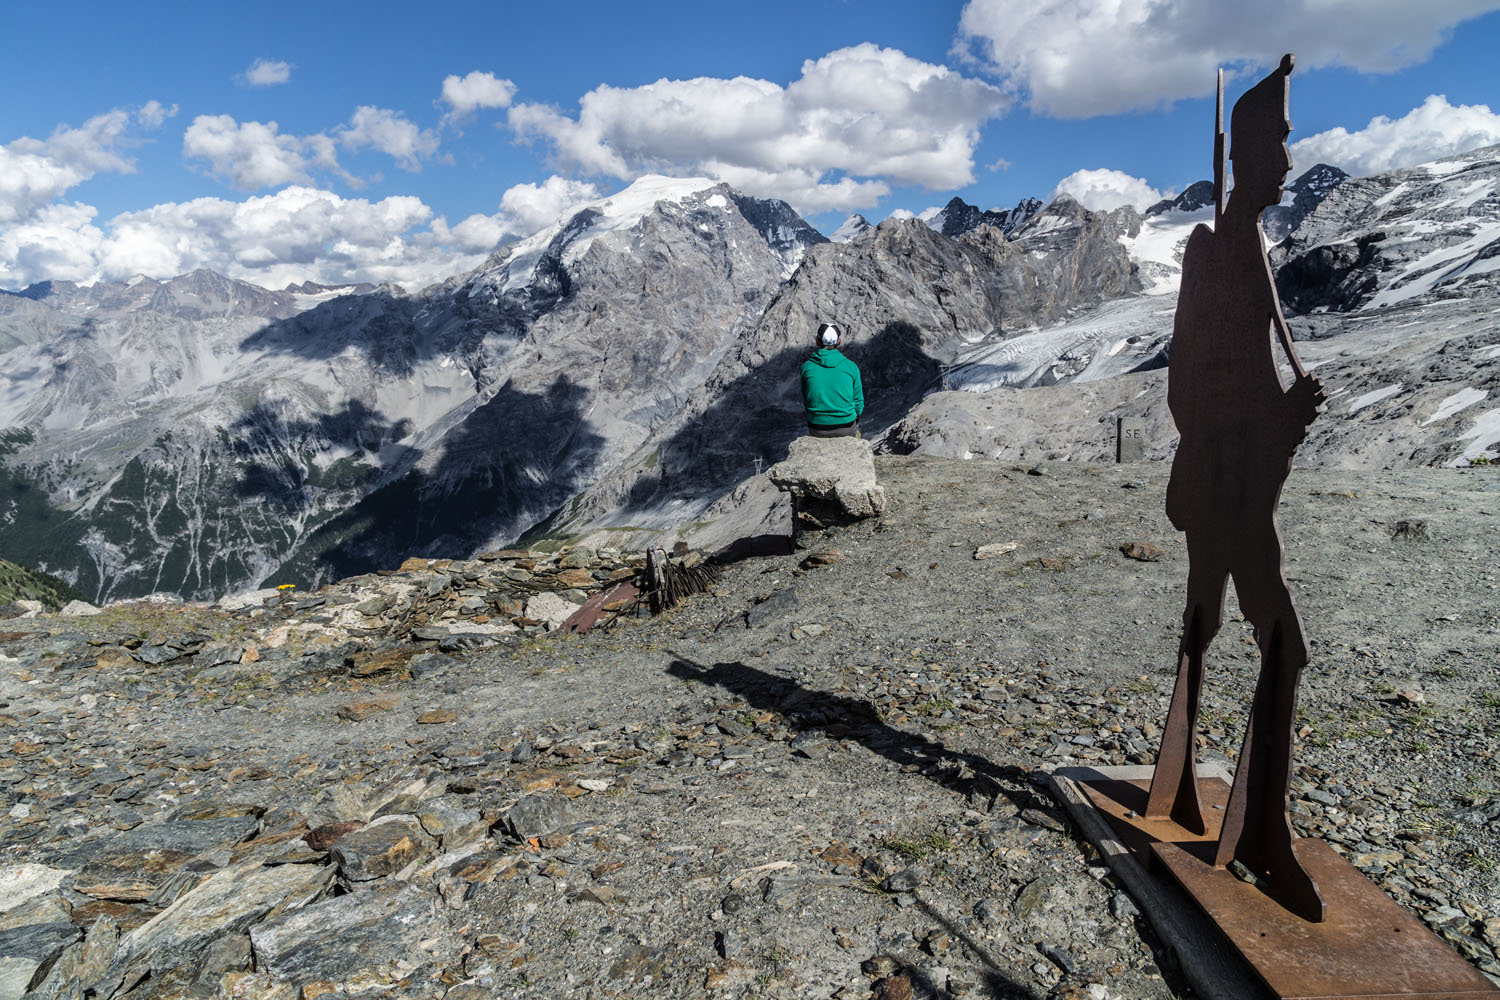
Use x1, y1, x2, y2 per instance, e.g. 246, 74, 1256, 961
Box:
1145, 54, 1329, 922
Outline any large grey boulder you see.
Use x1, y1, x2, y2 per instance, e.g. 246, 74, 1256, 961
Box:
0, 896, 78, 999
768, 437, 886, 519
93, 860, 331, 994
249, 882, 454, 983
525, 592, 582, 630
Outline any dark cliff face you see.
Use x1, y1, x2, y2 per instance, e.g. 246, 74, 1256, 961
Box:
1263, 163, 1349, 243
932, 195, 1043, 239
729, 192, 830, 270
1145, 180, 1216, 218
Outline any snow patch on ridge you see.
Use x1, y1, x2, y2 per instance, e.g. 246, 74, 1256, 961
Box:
1453, 407, 1500, 465
1422, 386, 1488, 425
1348, 383, 1404, 413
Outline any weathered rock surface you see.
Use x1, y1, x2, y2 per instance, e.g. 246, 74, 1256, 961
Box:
107, 860, 331, 979
524, 592, 582, 631
769, 436, 887, 519
248, 883, 452, 983
328, 815, 434, 882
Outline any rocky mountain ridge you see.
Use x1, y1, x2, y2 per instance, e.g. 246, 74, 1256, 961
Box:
0, 179, 821, 602
0, 148, 1480, 603
924, 196, 1045, 240
545, 194, 1147, 548
885, 147, 1500, 471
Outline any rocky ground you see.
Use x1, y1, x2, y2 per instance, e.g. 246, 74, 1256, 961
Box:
2, 455, 1499, 1000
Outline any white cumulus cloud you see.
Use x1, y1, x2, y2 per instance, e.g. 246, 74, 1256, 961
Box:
183, 115, 342, 190
0, 185, 501, 291
441, 71, 517, 116
337, 106, 440, 170
955, 0, 1500, 117
507, 43, 1009, 213
496, 176, 601, 234
1050, 168, 1165, 211
1291, 95, 1500, 176
243, 58, 293, 87
0, 173, 613, 291
0, 105, 171, 225
138, 100, 179, 129
0, 202, 108, 282
185, 107, 441, 189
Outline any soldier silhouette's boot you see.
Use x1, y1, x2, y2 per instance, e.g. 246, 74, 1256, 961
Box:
1216, 621, 1326, 922
1145, 609, 1208, 835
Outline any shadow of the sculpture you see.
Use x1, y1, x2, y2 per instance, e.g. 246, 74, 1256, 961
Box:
667, 654, 1079, 999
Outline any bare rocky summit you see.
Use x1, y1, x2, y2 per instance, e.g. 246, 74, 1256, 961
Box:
2, 457, 1497, 999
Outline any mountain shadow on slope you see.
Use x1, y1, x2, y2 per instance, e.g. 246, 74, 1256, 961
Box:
263, 375, 605, 588
234, 287, 527, 377
231, 399, 418, 517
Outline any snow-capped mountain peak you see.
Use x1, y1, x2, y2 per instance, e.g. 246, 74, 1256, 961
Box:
486, 174, 720, 293
831, 214, 872, 243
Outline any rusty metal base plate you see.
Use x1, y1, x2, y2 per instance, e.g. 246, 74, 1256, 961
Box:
1078, 772, 1230, 855
1070, 769, 1498, 999
1153, 836, 1498, 999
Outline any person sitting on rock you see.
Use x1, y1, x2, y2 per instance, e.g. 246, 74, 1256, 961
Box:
800, 322, 864, 438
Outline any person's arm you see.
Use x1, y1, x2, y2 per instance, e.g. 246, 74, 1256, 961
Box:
851, 362, 864, 419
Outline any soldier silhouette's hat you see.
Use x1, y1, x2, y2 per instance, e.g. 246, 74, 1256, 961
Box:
1230, 54, 1293, 163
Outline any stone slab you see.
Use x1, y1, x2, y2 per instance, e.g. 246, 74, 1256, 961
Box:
249, 882, 452, 983
112, 859, 332, 975
1117, 416, 1145, 462
0, 865, 72, 916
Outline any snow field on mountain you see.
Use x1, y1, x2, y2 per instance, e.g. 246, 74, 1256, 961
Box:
491, 175, 718, 292
944, 296, 1172, 392
1366, 221, 1500, 310
1117, 209, 1206, 294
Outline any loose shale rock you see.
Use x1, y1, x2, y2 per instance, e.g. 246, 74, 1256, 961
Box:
328, 815, 434, 882
248, 883, 453, 983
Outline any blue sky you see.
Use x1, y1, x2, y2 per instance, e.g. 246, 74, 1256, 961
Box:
3, 0, 1500, 291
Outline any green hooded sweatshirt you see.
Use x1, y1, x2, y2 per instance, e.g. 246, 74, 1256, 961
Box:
800, 348, 864, 426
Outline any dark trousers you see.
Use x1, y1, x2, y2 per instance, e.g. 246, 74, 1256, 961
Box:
807, 421, 858, 438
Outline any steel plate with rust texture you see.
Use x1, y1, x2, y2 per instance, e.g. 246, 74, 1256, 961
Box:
1078, 773, 1231, 856
1153, 837, 1500, 999
559, 582, 638, 634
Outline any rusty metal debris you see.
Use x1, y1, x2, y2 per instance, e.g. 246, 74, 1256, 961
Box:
1077, 772, 1500, 998
641, 547, 721, 616
558, 581, 640, 634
